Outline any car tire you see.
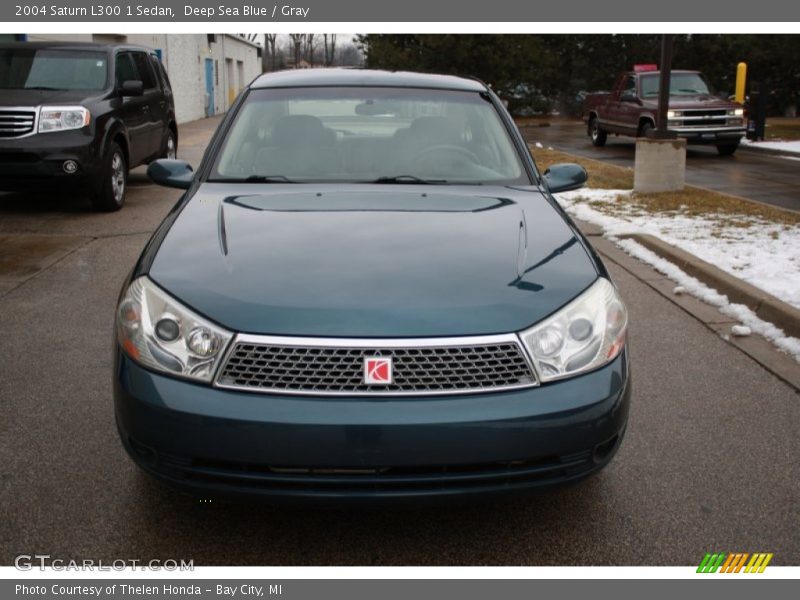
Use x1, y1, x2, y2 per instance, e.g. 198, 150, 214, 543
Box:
589, 117, 607, 147
638, 120, 654, 138
161, 129, 177, 160
716, 142, 739, 156
91, 142, 127, 212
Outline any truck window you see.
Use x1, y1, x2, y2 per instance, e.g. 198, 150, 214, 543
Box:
150, 54, 171, 92
623, 76, 636, 96
131, 52, 158, 91
640, 73, 714, 97
115, 52, 137, 87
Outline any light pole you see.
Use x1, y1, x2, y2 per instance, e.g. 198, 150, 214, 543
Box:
653, 34, 676, 139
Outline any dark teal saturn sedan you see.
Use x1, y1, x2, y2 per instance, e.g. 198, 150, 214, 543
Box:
114, 68, 630, 502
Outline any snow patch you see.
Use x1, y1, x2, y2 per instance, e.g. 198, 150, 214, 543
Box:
741, 139, 800, 155
615, 239, 800, 362
556, 188, 800, 310
731, 325, 752, 337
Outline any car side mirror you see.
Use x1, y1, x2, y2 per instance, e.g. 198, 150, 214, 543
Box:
120, 80, 144, 97
620, 91, 639, 103
543, 163, 588, 193
147, 159, 194, 189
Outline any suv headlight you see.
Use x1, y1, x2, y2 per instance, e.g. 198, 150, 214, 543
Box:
116, 276, 233, 382
520, 278, 627, 382
38, 106, 90, 133
728, 108, 744, 116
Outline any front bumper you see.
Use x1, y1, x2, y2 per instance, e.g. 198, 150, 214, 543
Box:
114, 347, 631, 502
669, 126, 745, 144
0, 129, 102, 191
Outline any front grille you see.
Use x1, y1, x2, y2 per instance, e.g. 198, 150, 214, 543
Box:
0, 109, 35, 138
676, 108, 729, 127
216, 335, 537, 395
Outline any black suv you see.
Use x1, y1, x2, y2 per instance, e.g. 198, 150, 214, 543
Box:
0, 42, 177, 211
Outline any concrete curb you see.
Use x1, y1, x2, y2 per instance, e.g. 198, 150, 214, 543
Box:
618, 233, 800, 340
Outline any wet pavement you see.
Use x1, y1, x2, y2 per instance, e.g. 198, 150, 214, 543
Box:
520, 120, 800, 211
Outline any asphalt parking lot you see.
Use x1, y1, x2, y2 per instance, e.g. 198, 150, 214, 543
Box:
1, 116, 799, 566
520, 120, 800, 211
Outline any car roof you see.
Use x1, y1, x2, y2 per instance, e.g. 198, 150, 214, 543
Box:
250, 68, 487, 92
0, 41, 154, 53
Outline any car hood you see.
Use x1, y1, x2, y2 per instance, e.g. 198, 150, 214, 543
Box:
148, 184, 599, 337
0, 88, 101, 106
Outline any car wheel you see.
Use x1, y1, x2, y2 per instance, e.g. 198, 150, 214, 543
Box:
716, 142, 739, 156
589, 117, 607, 147
161, 130, 177, 160
91, 142, 127, 212
638, 121, 654, 138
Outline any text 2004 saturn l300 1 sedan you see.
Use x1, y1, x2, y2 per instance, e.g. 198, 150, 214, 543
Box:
114, 68, 630, 502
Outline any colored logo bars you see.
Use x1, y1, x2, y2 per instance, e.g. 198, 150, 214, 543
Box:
697, 552, 773, 573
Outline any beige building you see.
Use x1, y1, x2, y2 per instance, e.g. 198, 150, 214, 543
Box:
14, 33, 261, 124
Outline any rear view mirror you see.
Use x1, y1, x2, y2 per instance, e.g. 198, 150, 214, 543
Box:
543, 163, 588, 193
147, 159, 194, 190
620, 91, 639, 103
120, 80, 144, 97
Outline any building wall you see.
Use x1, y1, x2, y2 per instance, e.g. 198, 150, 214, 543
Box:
20, 33, 260, 124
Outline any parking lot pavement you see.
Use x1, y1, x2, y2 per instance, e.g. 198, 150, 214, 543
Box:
0, 116, 219, 298
1, 116, 798, 566
520, 120, 800, 212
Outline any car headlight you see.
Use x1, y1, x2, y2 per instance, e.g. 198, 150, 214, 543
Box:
667, 110, 682, 119
38, 106, 90, 133
116, 276, 233, 382
728, 108, 744, 117
520, 277, 627, 382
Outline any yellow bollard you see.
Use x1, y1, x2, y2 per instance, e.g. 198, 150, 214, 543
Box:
735, 62, 747, 104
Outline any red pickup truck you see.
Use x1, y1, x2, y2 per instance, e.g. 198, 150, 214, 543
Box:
583, 69, 746, 155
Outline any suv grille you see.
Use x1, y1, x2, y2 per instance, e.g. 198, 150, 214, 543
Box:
0, 109, 36, 138
216, 335, 537, 395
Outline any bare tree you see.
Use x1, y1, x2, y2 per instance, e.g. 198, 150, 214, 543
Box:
263, 34, 278, 71
289, 34, 304, 67
303, 34, 316, 66
323, 34, 337, 66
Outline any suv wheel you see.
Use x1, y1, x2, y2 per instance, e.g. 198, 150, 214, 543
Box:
162, 130, 177, 160
589, 117, 607, 147
91, 142, 127, 212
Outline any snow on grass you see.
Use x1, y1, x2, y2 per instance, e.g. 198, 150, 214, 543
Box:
554, 188, 800, 362
742, 139, 800, 154
556, 189, 800, 310
616, 239, 800, 362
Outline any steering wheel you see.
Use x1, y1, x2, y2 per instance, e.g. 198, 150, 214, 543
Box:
411, 144, 481, 166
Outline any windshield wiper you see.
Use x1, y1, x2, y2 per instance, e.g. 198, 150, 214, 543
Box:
242, 175, 296, 183
25, 86, 60, 90
371, 175, 448, 184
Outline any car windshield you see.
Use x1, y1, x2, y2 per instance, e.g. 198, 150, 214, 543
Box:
211, 86, 527, 185
0, 48, 108, 91
640, 73, 714, 97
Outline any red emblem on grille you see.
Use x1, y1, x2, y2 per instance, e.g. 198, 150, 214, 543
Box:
364, 357, 393, 384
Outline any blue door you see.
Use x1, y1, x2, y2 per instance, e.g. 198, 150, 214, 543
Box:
204, 58, 214, 117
